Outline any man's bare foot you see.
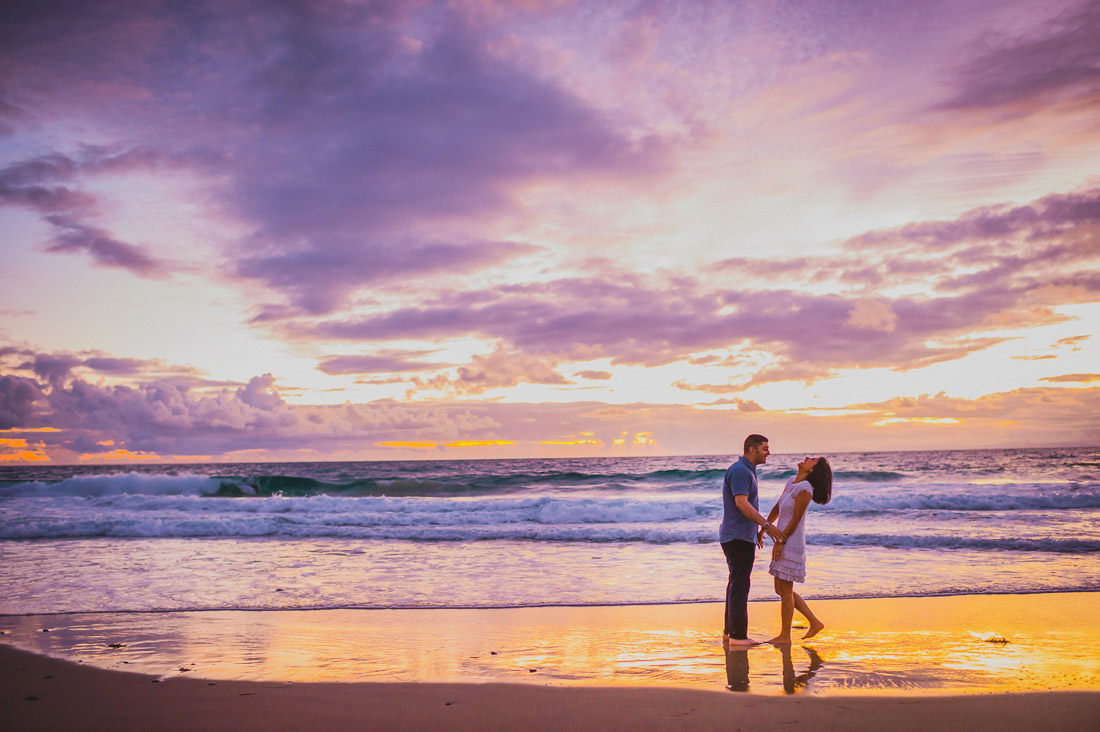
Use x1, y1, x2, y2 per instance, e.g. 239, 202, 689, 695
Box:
765, 635, 792, 644
802, 622, 825, 640
726, 637, 759, 647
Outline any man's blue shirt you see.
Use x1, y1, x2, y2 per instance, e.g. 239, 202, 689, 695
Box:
719, 456, 759, 544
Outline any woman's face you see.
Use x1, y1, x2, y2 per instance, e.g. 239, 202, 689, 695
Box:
798, 456, 819, 472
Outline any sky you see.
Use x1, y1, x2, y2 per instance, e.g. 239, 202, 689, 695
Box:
1, 0, 1098, 464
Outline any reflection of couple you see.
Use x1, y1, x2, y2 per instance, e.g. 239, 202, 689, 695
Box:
720, 434, 833, 646
724, 644, 824, 694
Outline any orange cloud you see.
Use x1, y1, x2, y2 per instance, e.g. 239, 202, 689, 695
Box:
97, 439, 116, 446
0, 450, 50, 462
1040, 373, 1100, 384
1055, 335, 1090, 349
0, 437, 50, 461
611, 431, 656, 446
444, 440, 516, 447
0, 427, 62, 433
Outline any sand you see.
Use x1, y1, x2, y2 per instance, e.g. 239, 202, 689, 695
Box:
4, 645, 1098, 732
3, 592, 1100, 731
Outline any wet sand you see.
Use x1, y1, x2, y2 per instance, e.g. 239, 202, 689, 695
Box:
3, 592, 1099, 730
4, 645, 1099, 732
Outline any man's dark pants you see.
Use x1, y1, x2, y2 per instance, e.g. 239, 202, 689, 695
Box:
721, 538, 755, 639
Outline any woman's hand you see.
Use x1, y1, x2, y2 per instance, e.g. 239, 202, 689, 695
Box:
771, 542, 784, 561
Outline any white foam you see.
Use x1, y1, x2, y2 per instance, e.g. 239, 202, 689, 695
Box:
0, 473, 221, 497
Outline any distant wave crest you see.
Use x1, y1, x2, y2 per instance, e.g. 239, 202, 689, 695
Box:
0, 466, 966, 499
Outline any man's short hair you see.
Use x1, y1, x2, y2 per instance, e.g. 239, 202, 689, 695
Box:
744, 434, 768, 453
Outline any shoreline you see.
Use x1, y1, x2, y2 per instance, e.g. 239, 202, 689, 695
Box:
4, 645, 1098, 732
4, 584, 1098, 617
3, 592, 1098, 695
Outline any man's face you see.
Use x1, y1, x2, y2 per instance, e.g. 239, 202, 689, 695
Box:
747, 441, 770, 465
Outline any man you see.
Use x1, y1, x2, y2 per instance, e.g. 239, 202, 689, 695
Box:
720, 434, 785, 646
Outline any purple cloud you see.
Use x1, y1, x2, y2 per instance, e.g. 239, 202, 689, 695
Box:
318, 351, 450, 375
239, 240, 537, 316
0, 375, 43, 429
4, 349, 219, 391
573, 370, 612, 381
42, 215, 167, 276
3, 1, 670, 312
24, 353, 82, 390
79, 357, 150, 375
0, 369, 475, 458
236, 374, 284, 411
413, 346, 569, 395
0, 148, 185, 275
223, 11, 668, 313
940, 2, 1100, 111
0, 153, 93, 212
0, 98, 31, 136
296, 186, 1100, 385
6, 366, 1098, 458
847, 188, 1100, 251
302, 275, 1049, 379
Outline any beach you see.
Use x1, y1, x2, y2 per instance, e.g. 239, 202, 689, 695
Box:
3, 647, 1097, 732
3, 450, 1098, 728
4, 592, 1100, 730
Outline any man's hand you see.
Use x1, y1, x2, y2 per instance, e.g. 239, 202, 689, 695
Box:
756, 528, 765, 548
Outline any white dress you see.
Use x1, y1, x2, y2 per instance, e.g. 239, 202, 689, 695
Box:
768, 478, 814, 583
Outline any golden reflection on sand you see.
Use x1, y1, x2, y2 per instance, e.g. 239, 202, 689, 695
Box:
1, 593, 1097, 695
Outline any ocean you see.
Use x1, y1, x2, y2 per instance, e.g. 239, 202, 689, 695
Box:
1, 447, 1098, 616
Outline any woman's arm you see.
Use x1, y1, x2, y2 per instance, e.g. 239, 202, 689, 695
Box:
757, 502, 782, 546
736, 494, 785, 546
780, 491, 812, 539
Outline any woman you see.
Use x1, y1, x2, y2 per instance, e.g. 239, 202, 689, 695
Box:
758, 456, 833, 644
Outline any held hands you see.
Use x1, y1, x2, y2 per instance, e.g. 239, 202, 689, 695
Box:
763, 524, 785, 544
757, 524, 785, 548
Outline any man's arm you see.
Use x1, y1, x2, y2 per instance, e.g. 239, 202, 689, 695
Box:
735, 494, 785, 543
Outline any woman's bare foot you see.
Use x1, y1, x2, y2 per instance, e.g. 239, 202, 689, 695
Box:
726, 637, 759, 647
802, 621, 825, 640
765, 635, 792, 644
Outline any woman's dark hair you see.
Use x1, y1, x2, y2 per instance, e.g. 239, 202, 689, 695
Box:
807, 458, 832, 505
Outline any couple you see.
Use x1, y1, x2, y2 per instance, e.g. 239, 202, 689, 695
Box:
720, 434, 833, 646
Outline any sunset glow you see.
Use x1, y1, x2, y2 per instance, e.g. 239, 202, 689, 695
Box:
1, 0, 1097, 462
